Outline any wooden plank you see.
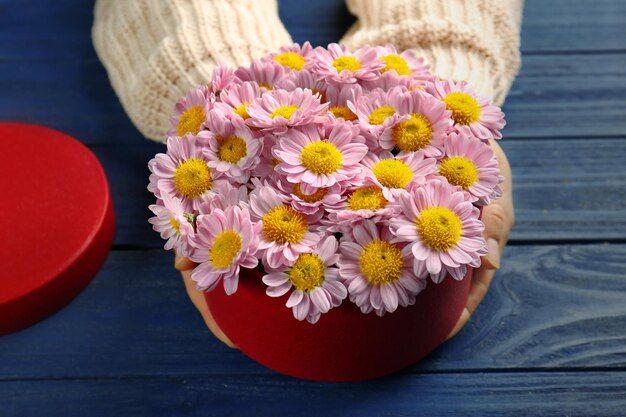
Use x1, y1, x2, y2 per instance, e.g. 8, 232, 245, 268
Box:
0, 59, 147, 146
93, 143, 165, 249
521, 0, 626, 53
501, 53, 626, 139
1, 245, 625, 379
500, 138, 626, 241
2, 372, 626, 417
94, 138, 626, 248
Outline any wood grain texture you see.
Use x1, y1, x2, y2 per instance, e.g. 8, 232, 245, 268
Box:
500, 138, 626, 241
2, 245, 625, 380
521, 0, 626, 53
2, 372, 626, 417
501, 53, 626, 139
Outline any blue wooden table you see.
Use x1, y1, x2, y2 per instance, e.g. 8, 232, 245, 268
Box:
2, 0, 626, 415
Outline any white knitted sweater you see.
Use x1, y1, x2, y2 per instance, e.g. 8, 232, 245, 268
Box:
92, 0, 523, 142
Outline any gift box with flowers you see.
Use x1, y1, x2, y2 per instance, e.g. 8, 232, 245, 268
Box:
148, 43, 504, 381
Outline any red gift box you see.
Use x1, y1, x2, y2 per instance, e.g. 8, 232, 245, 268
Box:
205, 267, 470, 382
0, 123, 115, 335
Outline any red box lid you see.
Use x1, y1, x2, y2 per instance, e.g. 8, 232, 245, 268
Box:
0, 123, 115, 335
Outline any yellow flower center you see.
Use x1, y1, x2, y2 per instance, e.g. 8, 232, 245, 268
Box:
329, 106, 358, 121
274, 52, 306, 71
416, 207, 463, 251
170, 217, 181, 234
300, 141, 343, 175
262, 205, 308, 245
218, 135, 248, 164
359, 239, 404, 285
369, 106, 396, 125
234, 103, 251, 119
439, 156, 479, 189
372, 159, 414, 189
392, 113, 433, 152
270, 105, 299, 120
332, 56, 361, 72
259, 83, 273, 90
443, 92, 481, 125
173, 158, 213, 199
288, 253, 326, 292
293, 183, 328, 203
347, 186, 387, 211
380, 54, 411, 76
209, 229, 242, 269
176, 106, 205, 136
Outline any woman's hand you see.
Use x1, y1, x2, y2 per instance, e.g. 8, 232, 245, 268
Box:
175, 256, 237, 348
447, 139, 514, 339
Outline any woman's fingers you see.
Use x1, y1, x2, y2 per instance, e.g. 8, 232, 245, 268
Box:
446, 140, 514, 340
447, 307, 471, 340
175, 255, 237, 348
174, 255, 197, 272
481, 203, 506, 269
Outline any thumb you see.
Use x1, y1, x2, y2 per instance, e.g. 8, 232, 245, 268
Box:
174, 255, 237, 348
481, 204, 506, 270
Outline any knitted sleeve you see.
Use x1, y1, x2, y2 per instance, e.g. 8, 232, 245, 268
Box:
340, 0, 524, 106
92, 0, 292, 141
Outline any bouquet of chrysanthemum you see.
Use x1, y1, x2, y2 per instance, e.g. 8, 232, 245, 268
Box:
148, 42, 505, 380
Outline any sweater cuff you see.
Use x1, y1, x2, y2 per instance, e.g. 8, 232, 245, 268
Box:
341, 0, 523, 105
93, 0, 292, 141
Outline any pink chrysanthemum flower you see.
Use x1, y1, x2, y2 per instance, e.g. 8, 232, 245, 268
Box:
276, 68, 327, 99
351, 87, 409, 139
147, 159, 160, 196
148, 192, 195, 256
390, 179, 487, 283
323, 183, 399, 233
270, 42, 315, 72
359, 70, 413, 92
204, 113, 262, 183
373, 44, 431, 80
325, 83, 363, 122
273, 122, 368, 193
209, 63, 241, 97
190, 206, 259, 295
437, 132, 503, 205
197, 181, 249, 214
213, 81, 262, 122
312, 43, 384, 85
426, 79, 505, 140
262, 235, 347, 324
149, 134, 225, 211
379, 89, 451, 158
249, 185, 322, 269
168, 86, 212, 137
251, 135, 280, 180
235, 58, 289, 91
338, 220, 426, 316
361, 151, 438, 200
274, 175, 343, 218
245, 88, 329, 135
